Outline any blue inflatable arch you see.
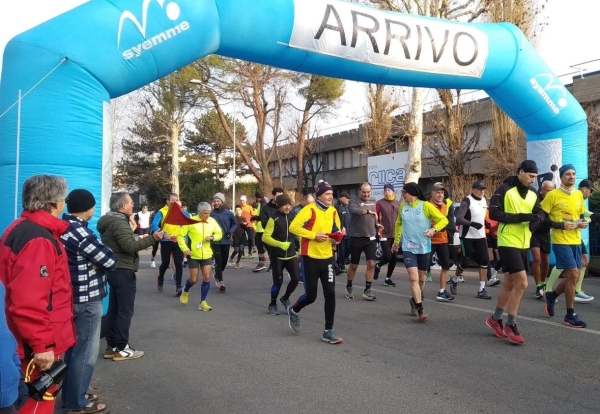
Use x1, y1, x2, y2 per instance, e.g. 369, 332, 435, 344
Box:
0, 0, 588, 232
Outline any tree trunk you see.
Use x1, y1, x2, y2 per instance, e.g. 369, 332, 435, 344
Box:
171, 123, 180, 194
405, 87, 424, 183
296, 108, 310, 194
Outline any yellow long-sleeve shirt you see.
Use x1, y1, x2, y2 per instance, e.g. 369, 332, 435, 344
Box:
177, 218, 222, 261
289, 203, 341, 260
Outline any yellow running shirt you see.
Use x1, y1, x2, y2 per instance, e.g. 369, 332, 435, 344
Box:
540, 189, 585, 245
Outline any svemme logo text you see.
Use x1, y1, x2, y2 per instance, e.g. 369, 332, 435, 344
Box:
530, 73, 568, 115
117, 0, 190, 60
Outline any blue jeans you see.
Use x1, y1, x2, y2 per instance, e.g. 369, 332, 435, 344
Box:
62, 301, 102, 410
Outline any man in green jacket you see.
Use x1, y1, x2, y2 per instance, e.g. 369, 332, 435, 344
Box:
98, 193, 163, 361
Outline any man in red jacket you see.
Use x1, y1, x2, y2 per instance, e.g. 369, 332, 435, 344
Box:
0, 175, 76, 414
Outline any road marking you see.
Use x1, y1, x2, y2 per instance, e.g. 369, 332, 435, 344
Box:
336, 281, 600, 335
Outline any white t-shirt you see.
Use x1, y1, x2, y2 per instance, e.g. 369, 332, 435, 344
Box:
465, 195, 487, 239
137, 211, 151, 229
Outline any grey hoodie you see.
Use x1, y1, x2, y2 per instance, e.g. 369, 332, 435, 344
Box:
97, 211, 156, 271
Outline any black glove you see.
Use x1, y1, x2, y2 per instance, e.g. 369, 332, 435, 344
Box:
519, 213, 539, 223
470, 222, 483, 230
529, 220, 541, 232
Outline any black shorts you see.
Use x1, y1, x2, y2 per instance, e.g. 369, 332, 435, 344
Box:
138, 227, 150, 236
460, 238, 489, 268
530, 232, 551, 255
498, 247, 529, 274
486, 235, 497, 249
350, 237, 377, 264
430, 243, 450, 270
581, 241, 588, 255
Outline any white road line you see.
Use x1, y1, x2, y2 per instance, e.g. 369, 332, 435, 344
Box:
336, 281, 600, 335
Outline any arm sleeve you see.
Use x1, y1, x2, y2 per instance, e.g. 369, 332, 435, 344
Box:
289, 207, 316, 240
455, 200, 472, 227
177, 225, 190, 252
424, 202, 449, 232
393, 203, 404, 245
347, 198, 364, 216
260, 207, 270, 229
261, 219, 280, 248
6, 240, 58, 354
212, 221, 223, 242
446, 203, 456, 232
229, 214, 238, 236
78, 232, 117, 271
112, 221, 154, 253
488, 185, 522, 223
151, 212, 163, 232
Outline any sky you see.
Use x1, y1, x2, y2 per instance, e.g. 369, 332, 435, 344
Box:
1, 0, 599, 134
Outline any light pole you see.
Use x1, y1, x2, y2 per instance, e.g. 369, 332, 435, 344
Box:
189, 79, 237, 207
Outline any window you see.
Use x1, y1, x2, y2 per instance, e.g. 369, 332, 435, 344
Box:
343, 149, 352, 168
328, 151, 335, 171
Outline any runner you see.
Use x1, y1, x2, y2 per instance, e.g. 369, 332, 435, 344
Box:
288, 181, 343, 344
345, 182, 381, 301
541, 164, 588, 328
392, 183, 448, 321
252, 190, 271, 272
485, 160, 544, 344
260, 187, 285, 273
574, 179, 596, 302
229, 205, 249, 269
374, 183, 399, 287
210, 193, 238, 292
531, 181, 555, 299
262, 194, 300, 316
239, 195, 255, 258
178, 202, 223, 311
451, 181, 493, 300
427, 182, 454, 301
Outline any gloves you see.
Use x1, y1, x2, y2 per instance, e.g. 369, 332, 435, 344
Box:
519, 213, 539, 223
279, 241, 291, 251
327, 232, 344, 243
470, 222, 483, 230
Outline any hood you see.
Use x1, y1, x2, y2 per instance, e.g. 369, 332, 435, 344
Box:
503, 176, 519, 186
97, 211, 128, 234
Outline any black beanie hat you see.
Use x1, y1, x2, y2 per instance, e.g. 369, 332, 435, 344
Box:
67, 189, 96, 213
517, 159, 538, 174
402, 182, 426, 201
276, 194, 292, 207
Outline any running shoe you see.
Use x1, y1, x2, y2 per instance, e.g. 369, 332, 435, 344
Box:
490, 268, 498, 279
436, 290, 454, 302
345, 286, 354, 299
198, 301, 212, 312
157, 277, 163, 293
279, 297, 291, 313
450, 279, 458, 295
175, 288, 183, 297
485, 316, 507, 338
425, 272, 432, 282
374, 264, 381, 280
268, 304, 279, 316
247, 255, 255, 259
341, 268, 348, 273
431, 264, 442, 270
477, 289, 492, 299
417, 309, 428, 323
219, 282, 226, 293
449, 264, 457, 271
179, 290, 189, 305
535, 286, 544, 300
384, 278, 396, 287
150, 260, 156, 268
362, 289, 376, 301
235, 263, 243, 269
487, 276, 500, 287
213, 274, 220, 288
322, 329, 343, 344
544, 291, 556, 317
409, 298, 417, 316
288, 307, 300, 333
503, 324, 524, 344
575, 292, 595, 303
458, 276, 465, 283
563, 313, 587, 328
227, 261, 233, 268
252, 263, 267, 273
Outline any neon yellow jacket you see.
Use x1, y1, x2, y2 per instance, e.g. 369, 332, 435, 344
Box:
289, 203, 341, 260
177, 217, 222, 260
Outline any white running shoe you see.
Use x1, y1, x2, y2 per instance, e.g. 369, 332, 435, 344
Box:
458, 276, 465, 283
575, 292, 594, 303
487, 277, 501, 287
150, 261, 156, 268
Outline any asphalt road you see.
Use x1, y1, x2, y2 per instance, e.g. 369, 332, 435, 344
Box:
56, 251, 600, 414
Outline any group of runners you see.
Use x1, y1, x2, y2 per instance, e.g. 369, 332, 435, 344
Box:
149, 159, 594, 346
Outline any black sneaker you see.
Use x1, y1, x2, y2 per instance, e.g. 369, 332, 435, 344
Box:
374, 264, 381, 280
436, 290, 454, 302
268, 304, 279, 316
477, 288, 492, 299
384, 278, 396, 287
